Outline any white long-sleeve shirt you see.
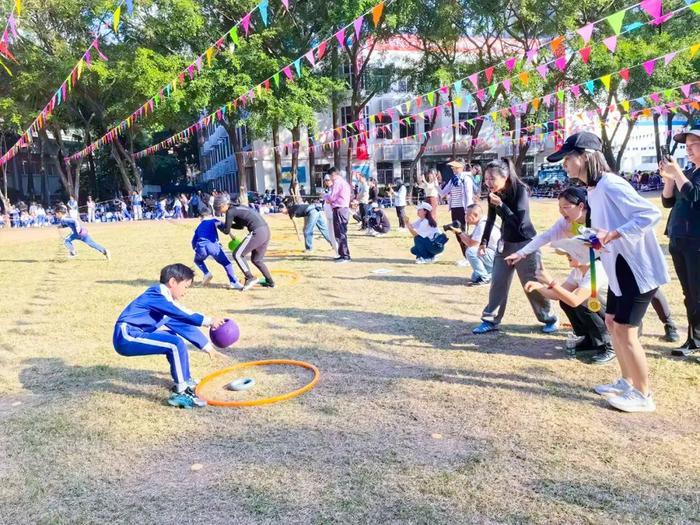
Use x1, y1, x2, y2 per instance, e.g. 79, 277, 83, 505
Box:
588, 173, 669, 296
516, 216, 576, 257
395, 185, 407, 207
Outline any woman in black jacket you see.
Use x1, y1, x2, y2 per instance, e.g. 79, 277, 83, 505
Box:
473, 158, 558, 334
660, 126, 700, 358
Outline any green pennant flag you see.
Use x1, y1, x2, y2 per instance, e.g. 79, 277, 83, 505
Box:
273, 72, 280, 88
663, 89, 674, 100
229, 26, 240, 45
488, 84, 497, 97
427, 92, 435, 105
691, 3, 700, 14
606, 9, 625, 35
557, 90, 565, 103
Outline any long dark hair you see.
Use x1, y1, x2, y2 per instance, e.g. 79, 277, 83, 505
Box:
569, 150, 612, 187
485, 157, 525, 200
420, 208, 437, 227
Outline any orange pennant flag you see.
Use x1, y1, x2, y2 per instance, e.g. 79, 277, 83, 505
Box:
372, 1, 385, 27
550, 36, 565, 54
518, 71, 529, 86
532, 98, 540, 111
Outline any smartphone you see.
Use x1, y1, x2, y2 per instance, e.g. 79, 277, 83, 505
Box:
660, 146, 673, 162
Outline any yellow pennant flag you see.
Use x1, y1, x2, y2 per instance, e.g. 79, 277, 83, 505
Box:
256, 84, 262, 97
172, 79, 177, 92
77, 59, 84, 79
454, 97, 462, 107
206, 47, 214, 67
113, 6, 121, 33
621, 100, 630, 113
690, 44, 700, 58
0, 57, 11, 76
15, 0, 21, 16
600, 74, 612, 91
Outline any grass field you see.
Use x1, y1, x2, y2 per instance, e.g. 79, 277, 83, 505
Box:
0, 196, 698, 525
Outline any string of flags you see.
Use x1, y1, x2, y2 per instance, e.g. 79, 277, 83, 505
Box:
206, 80, 700, 161
0, 0, 22, 75
0, 0, 135, 167
126, 0, 390, 161
131, 41, 700, 160
68, 0, 291, 164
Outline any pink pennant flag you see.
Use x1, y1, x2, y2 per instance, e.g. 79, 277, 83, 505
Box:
476, 89, 485, 102
305, 50, 315, 67
543, 94, 552, 107
571, 85, 581, 98
506, 57, 518, 72
353, 16, 363, 39
526, 48, 538, 63
85, 50, 92, 65
650, 93, 661, 104
485, 66, 495, 82
502, 78, 511, 93
640, 0, 662, 19
536, 64, 549, 79
8, 14, 17, 38
468, 73, 479, 89
579, 46, 591, 64
643, 59, 656, 76
2, 30, 8, 45
93, 39, 109, 61
603, 35, 618, 53
242, 12, 252, 35
681, 84, 692, 97
577, 23, 594, 44
335, 28, 346, 48
281, 0, 289, 10
195, 56, 203, 72
619, 68, 630, 81
650, 13, 672, 26
187, 64, 195, 79
664, 52, 677, 66
555, 56, 567, 71
283, 65, 293, 80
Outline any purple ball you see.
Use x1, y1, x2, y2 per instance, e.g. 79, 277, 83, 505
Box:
209, 319, 240, 349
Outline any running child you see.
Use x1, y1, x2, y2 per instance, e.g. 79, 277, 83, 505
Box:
192, 209, 243, 290
113, 263, 227, 409
214, 194, 275, 290
54, 204, 110, 260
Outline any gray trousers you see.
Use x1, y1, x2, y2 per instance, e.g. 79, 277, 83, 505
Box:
481, 240, 557, 327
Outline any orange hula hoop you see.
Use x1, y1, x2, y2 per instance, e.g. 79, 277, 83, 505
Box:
195, 359, 320, 407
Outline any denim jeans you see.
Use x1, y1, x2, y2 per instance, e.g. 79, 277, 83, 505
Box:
466, 246, 495, 282
304, 207, 332, 250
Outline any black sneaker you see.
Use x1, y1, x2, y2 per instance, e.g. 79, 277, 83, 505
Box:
671, 341, 699, 357
591, 346, 616, 365
662, 324, 681, 343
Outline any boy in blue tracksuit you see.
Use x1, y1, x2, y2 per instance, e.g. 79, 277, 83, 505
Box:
113, 264, 227, 408
192, 209, 243, 290
54, 204, 110, 260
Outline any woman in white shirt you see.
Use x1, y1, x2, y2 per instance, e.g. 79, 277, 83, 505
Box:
390, 178, 408, 228
418, 169, 440, 221
406, 202, 445, 263
547, 131, 669, 413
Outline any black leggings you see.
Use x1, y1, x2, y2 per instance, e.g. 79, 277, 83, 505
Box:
450, 206, 467, 256
232, 227, 273, 282
607, 255, 655, 327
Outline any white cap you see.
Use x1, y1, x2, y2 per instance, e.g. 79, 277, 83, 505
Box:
416, 202, 433, 212
370, 202, 379, 209
552, 238, 595, 265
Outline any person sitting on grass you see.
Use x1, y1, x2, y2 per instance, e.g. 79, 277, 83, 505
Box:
113, 263, 228, 409
54, 204, 111, 261
446, 203, 501, 285
366, 202, 391, 236
524, 238, 615, 364
407, 202, 447, 264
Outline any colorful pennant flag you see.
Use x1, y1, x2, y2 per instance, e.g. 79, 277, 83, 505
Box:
606, 10, 626, 35
603, 35, 618, 53
372, 1, 384, 27
577, 23, 594, 44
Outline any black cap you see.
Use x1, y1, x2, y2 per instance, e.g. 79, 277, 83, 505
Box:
546, 132, 603, 162
673, 124, 700, 144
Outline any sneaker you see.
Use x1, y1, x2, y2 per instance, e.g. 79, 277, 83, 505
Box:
185, 378, 199, 389
542, 320, 559, 334
467, 278, 490, 287
662, 324, 680, 343
456, 259, 470, 267
415, 258, 427, 264
472, 321, 498, 334
594, 377, 633, 397
424, 257, 435, 264
671, 342, 698, 357
229, 282, 244, 290
202, 273, 213, 286
304, 249, 314, 254
243, 277, 258, 291
607, 388, 656, 413
258, 278, 276, 288
104, 249, 111, 261
335, 258, 351, 264
68, 252, 77, 258
591, 346, 616, 365
168, 387, 207, 409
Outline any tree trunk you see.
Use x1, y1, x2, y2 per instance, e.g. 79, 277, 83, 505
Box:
308, 131, 316, 195
114, 137, 142, 193
290, 124, 302, 203
40, 127, 79, 200
225, 121, 249, 193
271, 120, 282, 192
111, 142, 134, 194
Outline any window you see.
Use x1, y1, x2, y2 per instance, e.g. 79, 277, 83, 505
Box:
375, 114, 393, 140
376, 162, 394, 186
458, 112, 478, 136
399, 115, 415, 138
641, 156, 656, 164
313, 163, 329, 190
401, 161, 413, 180
341, 106, 368, 138
423, 115, 433, 133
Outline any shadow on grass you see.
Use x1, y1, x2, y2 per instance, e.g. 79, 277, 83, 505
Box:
335, 275, 472, 287
96, 278, 156, 287
266, 254, 417, 266
0, 259, 45, 263
19, 357, 170, 405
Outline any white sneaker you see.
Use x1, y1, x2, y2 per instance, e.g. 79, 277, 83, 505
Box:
607, 388, 656, 413
104, 249, 111, 261
202, 273, 213, 286
594, 377, 633, 397
456, 259, 470, 267
415, 258, 426, 264
229, 282, 244, 290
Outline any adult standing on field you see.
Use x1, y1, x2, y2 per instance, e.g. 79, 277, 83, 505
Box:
660, 124, 700, 360
439, 159, 474, 265
323, 167, 352, 263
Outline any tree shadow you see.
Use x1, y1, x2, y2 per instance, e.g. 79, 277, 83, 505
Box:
96, 279, 156, 288
335, 275, 472, 287
18, 357, 171, 405
0, 259, 44, 263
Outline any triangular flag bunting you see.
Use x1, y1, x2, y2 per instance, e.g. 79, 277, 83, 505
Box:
485, 66, 494, 83
664, 52, 677, 65
502, 78, 511, 93
619, 68, 630, 81
453, 79, 462, 93
113, 6, 121, 33
518, 71, 529, 86
335, 28, 346, 48
691, 44, 700, 58
555, 56, 567, 71
691, 3, 700, 14
600, 74, 612, 90
283, 66, 293, 80
230, 26, 239, 45
281, 0, 289, 10
585, 80, 595, 95
259, 0, 269, 26
681, 83, 692, 97
640, 0, 662, 20
603, 35, 617, 53
293, 58, 302, 77
550, 36, 565, 53
506, 57, 517, 72
536, 64, 548, 79
468, 73, 479, 89
353, 16, 363, 39
571, 85, 581, 98
577, 23, 594, 44
579, 46, 591, 63
606, 10, 625, 35
305, 50, 315, 67
317, 40, 327, 60
643, 59, 656, 76
241, 13, 252, 35
372, 2, 385, 27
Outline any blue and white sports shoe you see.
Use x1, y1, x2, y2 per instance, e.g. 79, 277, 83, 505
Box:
472, 321, 498, 334
168, 387, 207, 409
542, 320, 559, 334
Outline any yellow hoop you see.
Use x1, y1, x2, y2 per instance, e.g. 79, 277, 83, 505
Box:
195, 359, 320, 407
268, 269, 303, 285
